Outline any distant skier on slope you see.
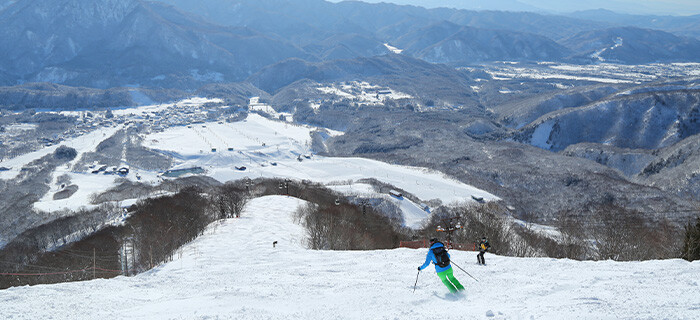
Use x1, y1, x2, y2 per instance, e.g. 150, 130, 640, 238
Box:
477, 236, 490, 265
417, 238, 465, 293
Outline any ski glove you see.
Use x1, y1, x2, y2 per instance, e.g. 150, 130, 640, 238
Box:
417, 266, 421, 271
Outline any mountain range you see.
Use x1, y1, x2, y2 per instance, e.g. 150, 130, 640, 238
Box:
561, 27, 700, 64
0, 0, 309, 89
515, 87, 700, 151
2, 0, 700, 230
1, 0, 700, 89
393, 21, 570, 64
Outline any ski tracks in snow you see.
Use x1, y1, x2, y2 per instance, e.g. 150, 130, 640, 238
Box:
1, 196, 699, 319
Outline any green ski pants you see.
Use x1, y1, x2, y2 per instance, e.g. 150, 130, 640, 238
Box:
437, 267, 465, 293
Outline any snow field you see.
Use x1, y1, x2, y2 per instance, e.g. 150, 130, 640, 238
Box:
316, 81, 412, 106
328, 183, 430, 228
209, 155, 497, 228
141, 113, 495, 227
384, 43, 403, 54
111, 97, 222, 117
0, 126, 122, 181
1, 196, 698, 320
26, 111, 495, 229
144, 114, 313, 158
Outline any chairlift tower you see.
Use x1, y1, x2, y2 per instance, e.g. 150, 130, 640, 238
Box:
279, 178, 291, 195
358, 199, 370, 215
436, 215, 462, 248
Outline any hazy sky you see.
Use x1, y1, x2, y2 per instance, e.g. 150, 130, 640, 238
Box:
519, 0, 700, 15
331, 0, 700, 16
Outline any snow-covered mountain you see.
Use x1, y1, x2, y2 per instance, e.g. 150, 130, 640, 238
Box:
246, 54, 476, 98
0, 0, 307, 88
567, 8, 700, 38
561, 27, 700, 64
562, 143, 656, 178
1, 195, 697, 319
635, 133, 700, 197
2, 0, 699, 91
0, 0, 16, 11
0, 83, 189, 110
392, 21, 571, 65
306, 33, 389, 60
329, 0, 541, 12
490, 84, 620, 129
419, 26, 570, 64
515, 87, 700, 151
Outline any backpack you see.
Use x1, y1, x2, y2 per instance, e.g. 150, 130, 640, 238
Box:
432, 243, 450, 268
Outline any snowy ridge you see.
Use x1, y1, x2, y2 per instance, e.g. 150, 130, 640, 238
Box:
615, 84, 700, 97
518, 88, 700, 152
1, 196, 698, 319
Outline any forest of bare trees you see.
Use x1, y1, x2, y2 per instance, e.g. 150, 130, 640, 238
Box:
0, 178, 405, 288
1, 175, 694, 290
0, 183, 241, 289
682, 217, 700, 261
420, 201, 686, 262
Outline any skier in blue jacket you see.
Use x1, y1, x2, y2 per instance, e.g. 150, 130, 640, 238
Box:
417, 238, 465, 293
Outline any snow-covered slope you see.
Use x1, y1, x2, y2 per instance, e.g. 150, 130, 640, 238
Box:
0, 126, 122, 181
27, 107, 495, 228
516, 88, 700, 151
561, 27, 700, 64
149, 115, 497, 228
1, 196, 697, 319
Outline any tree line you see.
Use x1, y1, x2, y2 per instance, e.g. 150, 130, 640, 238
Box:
0, 177, 406, 289
2, 176, 697, 289
421, 201, 697, 262
0, 180, 246, 289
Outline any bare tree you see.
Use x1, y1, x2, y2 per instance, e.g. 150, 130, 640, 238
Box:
554, 210, 590, 259
682, 216, 700, 261
449, 202, 512, 255
213, 182, 248, 219
589, 204, 668, 261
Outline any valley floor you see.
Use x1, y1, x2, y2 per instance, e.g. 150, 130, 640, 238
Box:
1, 196, 698, 319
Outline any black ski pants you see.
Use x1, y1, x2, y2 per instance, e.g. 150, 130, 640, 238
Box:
477, 251, 486, 264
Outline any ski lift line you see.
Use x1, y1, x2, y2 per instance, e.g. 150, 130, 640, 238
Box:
60, 248, 120, 255
648, 209, 700, 214
204, 126, 228, 146
52, 250, 121, 260
0, 266, 133, 277
0, 268, 90, 276
0, 260, 79, 272
54, 248, 119, 257
0, 227, 206, 274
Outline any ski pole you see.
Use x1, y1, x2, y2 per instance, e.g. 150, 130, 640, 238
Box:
413, 269, 420, 293
451, 261, 479, 282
